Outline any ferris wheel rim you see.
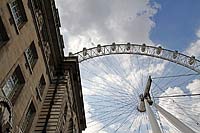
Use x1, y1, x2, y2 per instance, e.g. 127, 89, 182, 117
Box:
79, 53, 200, 132
72, 43, 200, 132
69, 43, 200, 73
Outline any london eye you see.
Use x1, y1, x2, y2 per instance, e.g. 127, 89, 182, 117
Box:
71, 43, 200, 133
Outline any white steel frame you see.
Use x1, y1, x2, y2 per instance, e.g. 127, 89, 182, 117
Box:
70, 43, 200, 73
70, 43, 199, 133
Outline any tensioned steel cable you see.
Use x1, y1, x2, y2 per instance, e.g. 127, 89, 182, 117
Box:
152, 73, 199, 79
154, 93, 200, 98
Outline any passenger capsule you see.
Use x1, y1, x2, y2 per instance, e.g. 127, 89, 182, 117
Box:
126, 42, 131, 50
156, 46, 162, 55
111, 42, 116, 51
173, 50, 178, 59
97, 44, 101, 53
141, 43, 146, 52
189, 56, 195, 65
83, 47, 87, 56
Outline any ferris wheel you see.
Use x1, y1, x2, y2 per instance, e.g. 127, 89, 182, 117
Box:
70, 43, 200, 133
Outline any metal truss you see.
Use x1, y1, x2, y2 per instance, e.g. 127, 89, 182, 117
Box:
70, 43, 200, 73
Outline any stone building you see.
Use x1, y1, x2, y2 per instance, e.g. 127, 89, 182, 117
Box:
0, 0, 86, 132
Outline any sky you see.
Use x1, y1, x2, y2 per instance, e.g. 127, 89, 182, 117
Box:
55, 0, 200, 132
150, 0, 200, 52
55, 0, 200, 57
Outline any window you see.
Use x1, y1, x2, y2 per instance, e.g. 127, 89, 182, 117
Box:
0, 17, 9, 46
36, 75, 46, 101
38, 75, 45, 96
2, 66, 25, 104
8, 0, 27, 31
21, 102, 36, 132
25, 41, 38, 71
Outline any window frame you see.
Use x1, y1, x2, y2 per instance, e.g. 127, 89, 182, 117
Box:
2, 66, 25, 104
24, 41, 38, 73
36, 75, 46, 101
21, 102, 36, 132
8, 0, 27, 34
0, 17, 9, 46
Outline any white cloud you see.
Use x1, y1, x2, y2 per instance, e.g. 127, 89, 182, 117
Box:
183, 28, 200, 132
83, 101, 107, 133
158, 79, 200, 133
196, 28, 200, 38
80, 53, 168, 132
186, 79, 200, 124
186, 28, 200, 58
80, 52, 200, 132
55, 0, 160, 54
158, 87, 186, 118
186, 40, 200, 57
158, 87, 190, 132
186, 79, 200, 94
55, 1, 200, 132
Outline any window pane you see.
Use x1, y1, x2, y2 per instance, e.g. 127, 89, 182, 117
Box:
25, 42, 38, 69
21, 103, 36, 132
38, 75, 45, 96
8, 79, 14, 95
25, 47, 34, 67
7, 79, 14, 89
11, 73, 19, 86
2, 66, 25, 103
10, 0, 26, 27
0, 16, 9, 44
2, 84, 11, 97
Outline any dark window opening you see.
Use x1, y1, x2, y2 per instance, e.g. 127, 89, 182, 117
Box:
0, 17, 9, 46
21, 102, 36, 132
38, 75, 46, 95
8, 0, 27, 31
2, 66, 25, 104
36, 75, 46, 101
25, 41, 38, 71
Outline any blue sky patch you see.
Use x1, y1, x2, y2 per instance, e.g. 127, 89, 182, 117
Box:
150, 0, 200, 51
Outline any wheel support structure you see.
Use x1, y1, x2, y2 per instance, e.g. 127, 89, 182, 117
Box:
138, 76, 196, 133
144, 99, 162, 133
154, 103, 195, 133
70, 43, 200, 133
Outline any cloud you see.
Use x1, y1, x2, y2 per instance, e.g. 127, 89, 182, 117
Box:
83, 101, 107, 133
55, 0, 160, 54
158, 79, 200, 133
186, 79, 200, 123
186, 79, 200, 93
158, 87, 186, 118
80, 53, 168, 132
80, 51, 200, 132
158, 87, 189, 132
55, 0, 200, 132
186, 28, 200, 58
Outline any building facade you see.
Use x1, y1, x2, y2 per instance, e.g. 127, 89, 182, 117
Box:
0, 0, 86, 132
